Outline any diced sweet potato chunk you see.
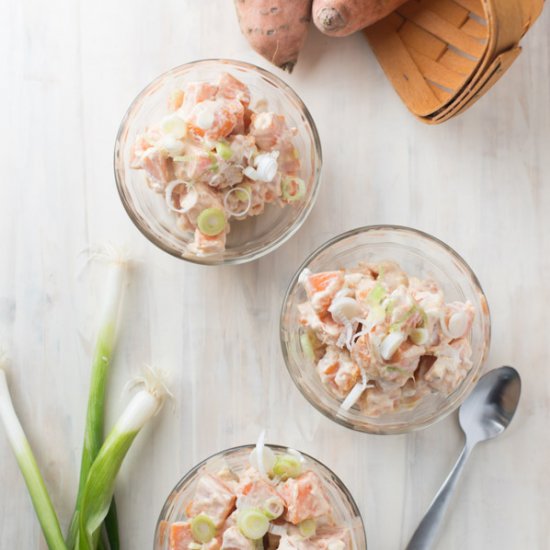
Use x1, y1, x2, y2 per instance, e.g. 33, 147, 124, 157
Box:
189, 474, 236, 528
169, 522, 194, 550
280, 471, 331, 524
221, 526, 255, 550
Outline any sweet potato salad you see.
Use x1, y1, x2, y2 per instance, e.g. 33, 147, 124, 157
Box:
298, 261, 475, 416
130, 72, 306, 256
165, 445, 351, 550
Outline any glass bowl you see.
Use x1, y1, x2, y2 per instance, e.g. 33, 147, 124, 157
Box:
280, 225, 491, 434
154, 444, 367, 549
114, 59, 322, 265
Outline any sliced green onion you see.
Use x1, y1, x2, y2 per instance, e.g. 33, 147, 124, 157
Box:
0, 362, 68, 550
235, 185, 251, 202
272, 454, 301, 480
189, 543, 203, 550
418, 306, 428, 327
410, 327, 429, 346
281, 176, 306, 202
298, 519, 317, 538
300, 332, 316, 362
191, 514, 217, 543
389, 306, 417, 333
197, 208, 226, 236
68, 247, 129, 549
367, 283, 387, 306
237, 509, 270, 540
250, 430, 276, 477
216, 142, 233, 161
160, 114, 187, 138
262, 497, 284, 520
77, 367, 170, 550
224, 186, 252, 218
367, 304, 386, 326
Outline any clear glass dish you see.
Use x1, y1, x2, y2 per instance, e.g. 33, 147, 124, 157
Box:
280, 225, 491, 434
114, 59, 322, 265
154, 444, 367, 549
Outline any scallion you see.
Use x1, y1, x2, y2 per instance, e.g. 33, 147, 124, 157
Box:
237, 509, 269, 540
272, 454, 301, 480
68, 246, 129, 549
197, 208, 226, 236
298, 519, 317, 538
281, 176, 306, 202
191, 514, 217, 543
262, 497, 284, 520
77, 367, 170, 550
216, 141, 233, 161
0, 359, 68, 550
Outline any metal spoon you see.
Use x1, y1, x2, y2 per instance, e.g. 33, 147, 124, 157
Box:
405, 366, 521, 550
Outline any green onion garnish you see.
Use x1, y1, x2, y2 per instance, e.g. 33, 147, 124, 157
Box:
367, 283, 386, 306
237, 508, 270, 540
298, 519, 317, 538
272, 454, 302, 480
197, 208, 226, 236
300, 332, 316, 362
235, 185, 251, 202
389, 305, 418, 332
191, 514, 217, 543
262, 497, 284, 520
281, 176, 306, 202
216, 142, 233, 161
410, 327, 429, 346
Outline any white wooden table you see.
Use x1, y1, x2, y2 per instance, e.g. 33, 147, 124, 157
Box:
1, 1, 549, 548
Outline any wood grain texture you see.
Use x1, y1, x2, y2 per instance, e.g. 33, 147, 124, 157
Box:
0, 1, 549, 549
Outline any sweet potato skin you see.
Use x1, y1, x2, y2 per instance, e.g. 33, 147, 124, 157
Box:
312, 0, 407, 36
234, 0, 312, 72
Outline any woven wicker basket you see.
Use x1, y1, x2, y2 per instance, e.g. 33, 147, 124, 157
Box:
364, 0, 544, 123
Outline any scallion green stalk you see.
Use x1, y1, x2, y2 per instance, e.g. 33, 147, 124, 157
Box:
0, 361, 68, 550
67, 246, 129, 549
77, 368, 170, 550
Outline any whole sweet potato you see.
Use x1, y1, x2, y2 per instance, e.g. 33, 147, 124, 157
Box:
312, 0, 407, 36
234, 0, 312, 72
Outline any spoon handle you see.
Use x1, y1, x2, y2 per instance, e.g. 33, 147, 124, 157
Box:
405, 443, 474, 550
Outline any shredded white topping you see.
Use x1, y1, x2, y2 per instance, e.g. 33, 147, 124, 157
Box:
328, 297, 362, 326
379, 331, 406, 361
254, 152, 279, 182
243, 166, 259, 181
340, 380, 372, 412
249, 430, 275, 478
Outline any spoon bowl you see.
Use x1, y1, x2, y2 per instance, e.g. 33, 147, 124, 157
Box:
459, 366, 521, 444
